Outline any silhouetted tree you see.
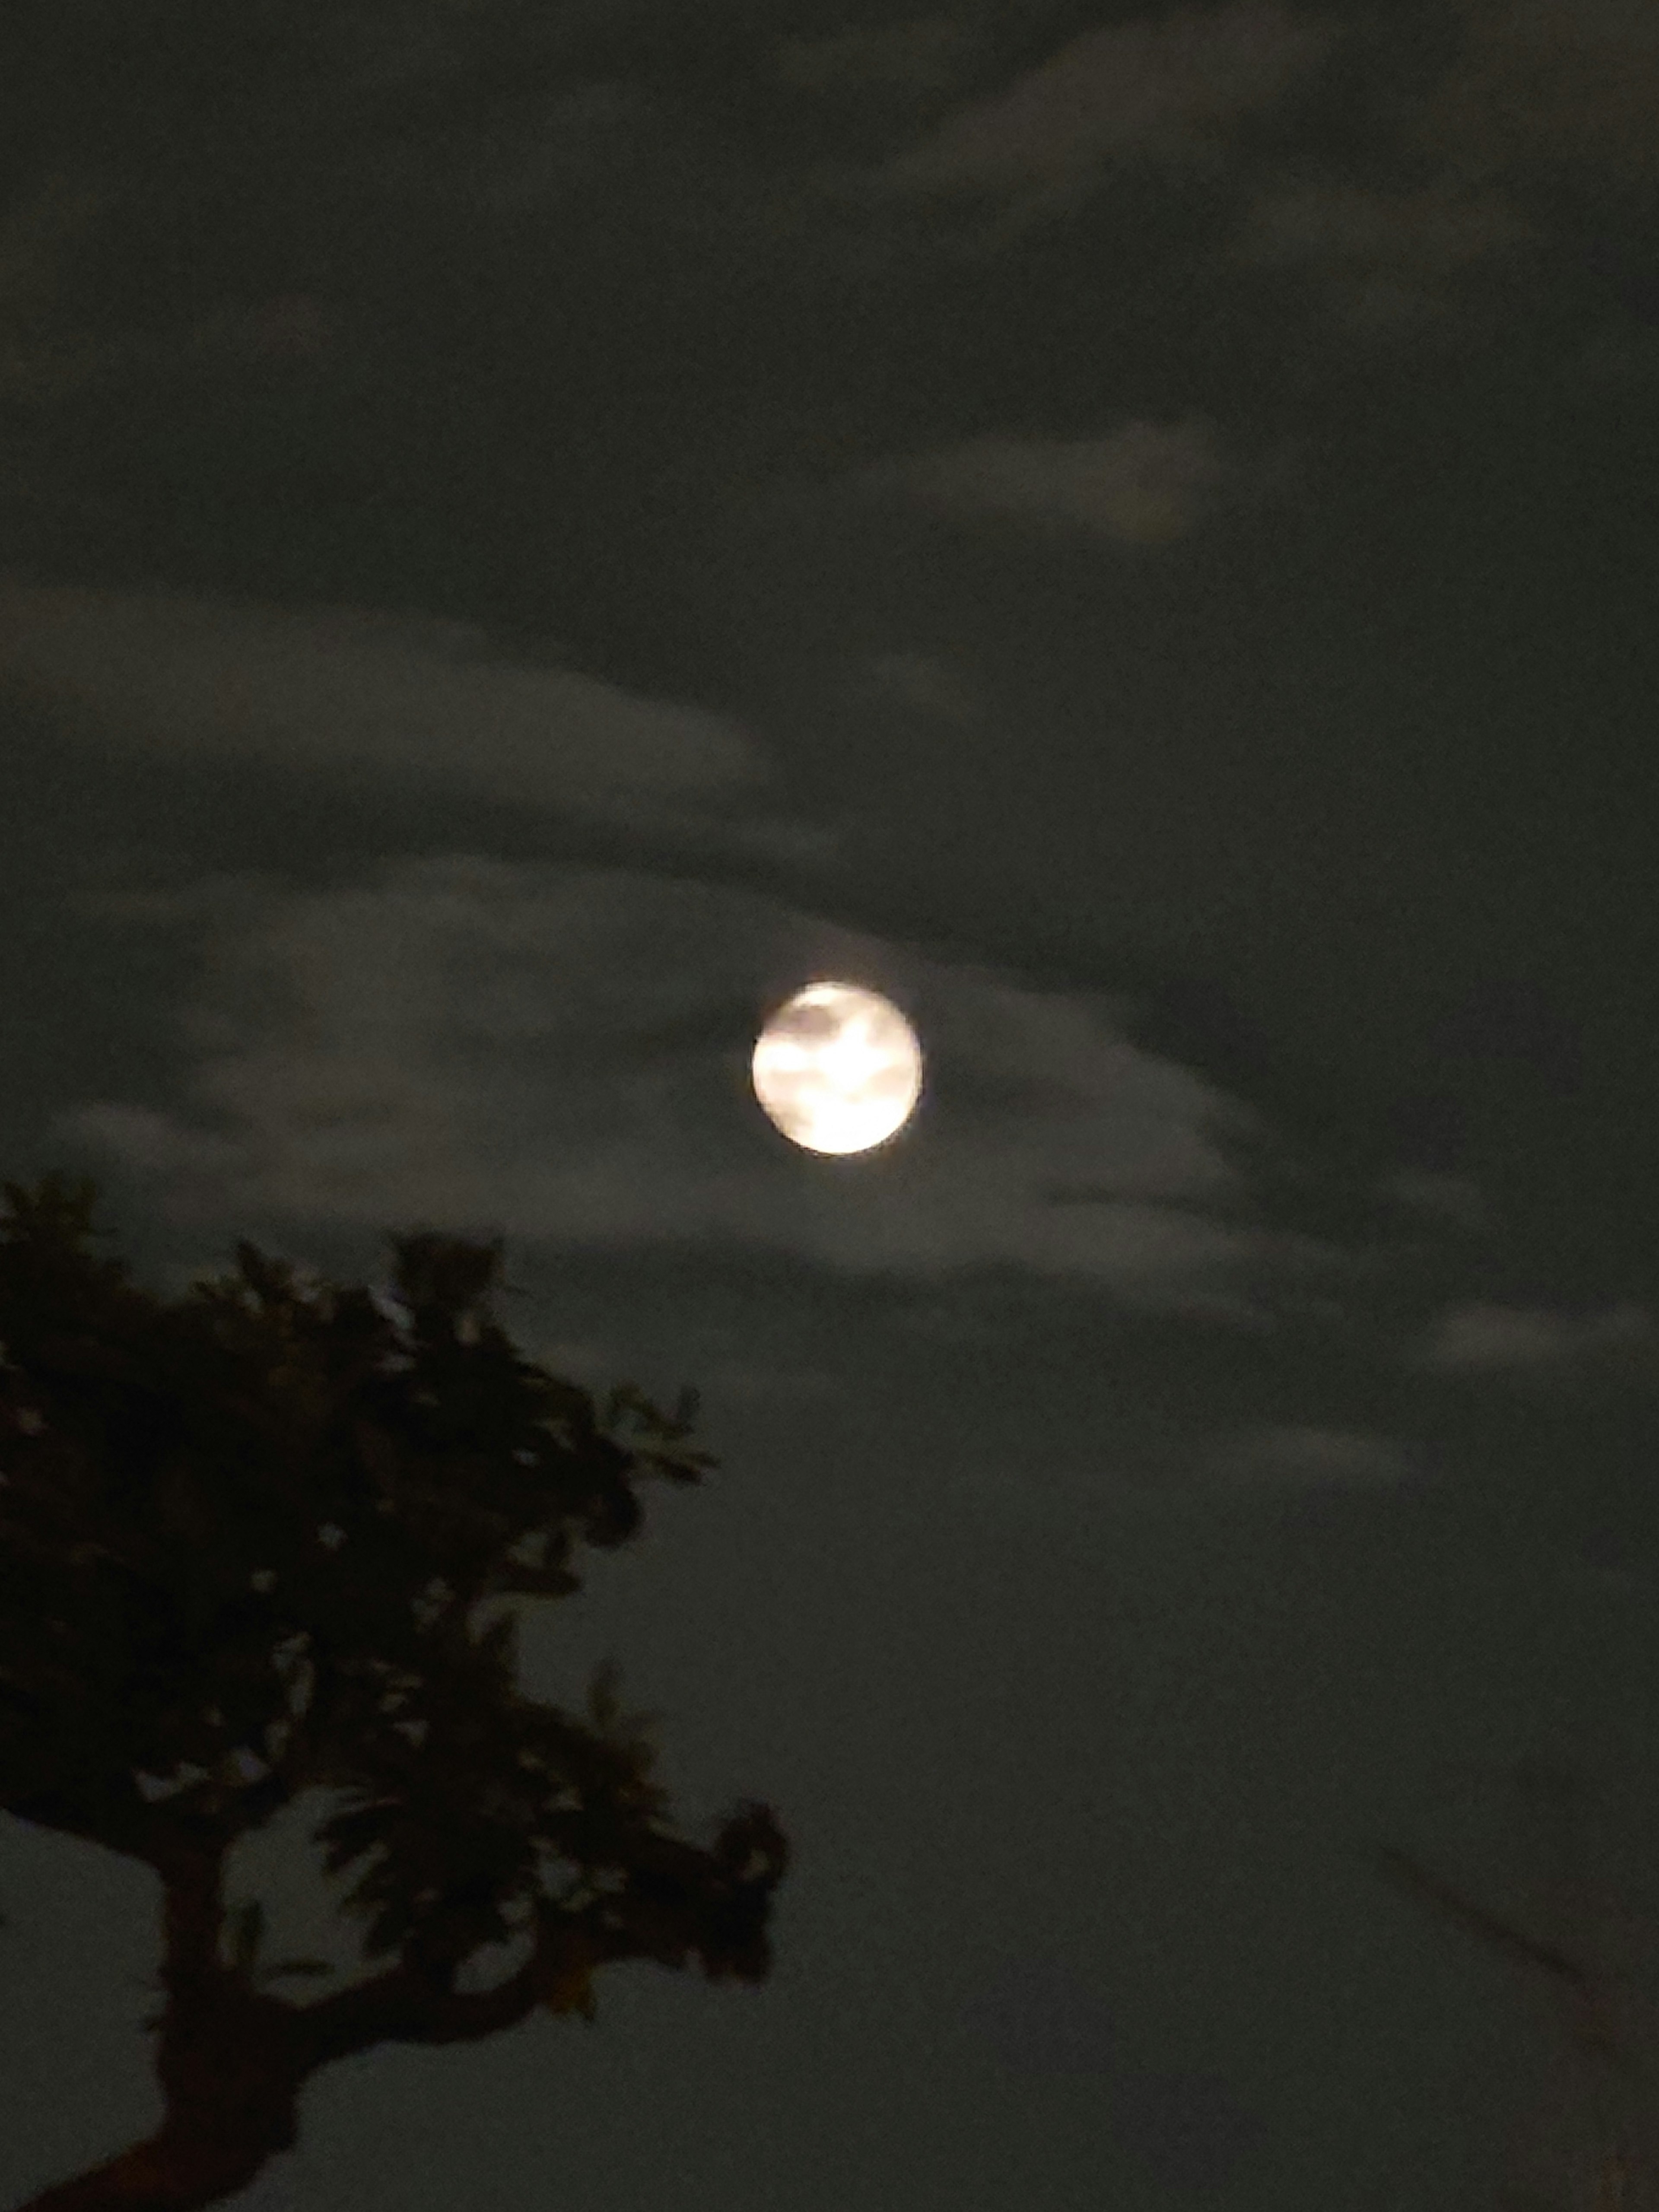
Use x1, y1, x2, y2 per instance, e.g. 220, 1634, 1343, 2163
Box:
0, 1173, 788, 2212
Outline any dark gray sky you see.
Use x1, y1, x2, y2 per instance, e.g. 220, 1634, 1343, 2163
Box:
3, 2, 1659, 2205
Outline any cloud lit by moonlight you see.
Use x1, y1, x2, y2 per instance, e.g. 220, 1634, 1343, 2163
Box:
751, 982, 924, 1154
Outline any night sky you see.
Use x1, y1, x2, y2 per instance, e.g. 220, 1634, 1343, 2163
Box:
3, 2, 1659, 2205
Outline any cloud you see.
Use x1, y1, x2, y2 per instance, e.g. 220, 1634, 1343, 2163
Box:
856, 649, 982, 723
849, 416, 1244, 545
1408, 1299, 1659, 1383
876, 2, 1335, 227
1201, 1422, 1424, 1489
1229, 175, 1539, 334
55, 853, 1338, 1319
1377, 1169, 1489, 1232
0, 581, 827, 865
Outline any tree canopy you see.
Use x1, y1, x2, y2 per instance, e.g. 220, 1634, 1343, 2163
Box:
0, 1172, 788, 2212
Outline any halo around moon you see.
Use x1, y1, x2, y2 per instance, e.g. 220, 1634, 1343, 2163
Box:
751, 982, 923, 1155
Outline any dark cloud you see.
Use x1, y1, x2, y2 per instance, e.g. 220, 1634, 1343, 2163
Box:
0, 580, 812, 853
846, 413, 1247, 542
1230, 172, 1541, 336
875, 2, 1337, 217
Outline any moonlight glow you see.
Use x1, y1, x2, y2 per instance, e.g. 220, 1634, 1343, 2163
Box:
751, 982, 923, 1155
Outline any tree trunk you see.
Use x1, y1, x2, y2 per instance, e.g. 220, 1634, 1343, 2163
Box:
7, 1851, 306, 2212
9, 2012, 304, 2212
10, 2114, 289, 2212
8, 2010, 305, 2212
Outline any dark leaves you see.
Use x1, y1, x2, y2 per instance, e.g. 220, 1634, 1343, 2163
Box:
0, 1172, 788, 2065
385, 1230, 507, 1329
535, 1921, 601, 2021
601, 1379, 719, 1487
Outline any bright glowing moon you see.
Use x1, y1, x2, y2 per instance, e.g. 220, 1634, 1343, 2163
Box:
751, 982, 923, 1155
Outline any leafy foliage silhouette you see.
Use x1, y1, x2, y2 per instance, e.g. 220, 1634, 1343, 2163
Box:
0, 1173, 788, 2212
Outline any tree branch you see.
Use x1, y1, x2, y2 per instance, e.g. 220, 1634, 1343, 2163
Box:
293, 1939, 551, 2070
1376, 1845, 1640, 2072
157, 1848, 227, 1996
1376, 1846, 1594, 1992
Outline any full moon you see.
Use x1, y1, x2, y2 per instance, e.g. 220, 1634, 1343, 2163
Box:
751, 982, 923, 1155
